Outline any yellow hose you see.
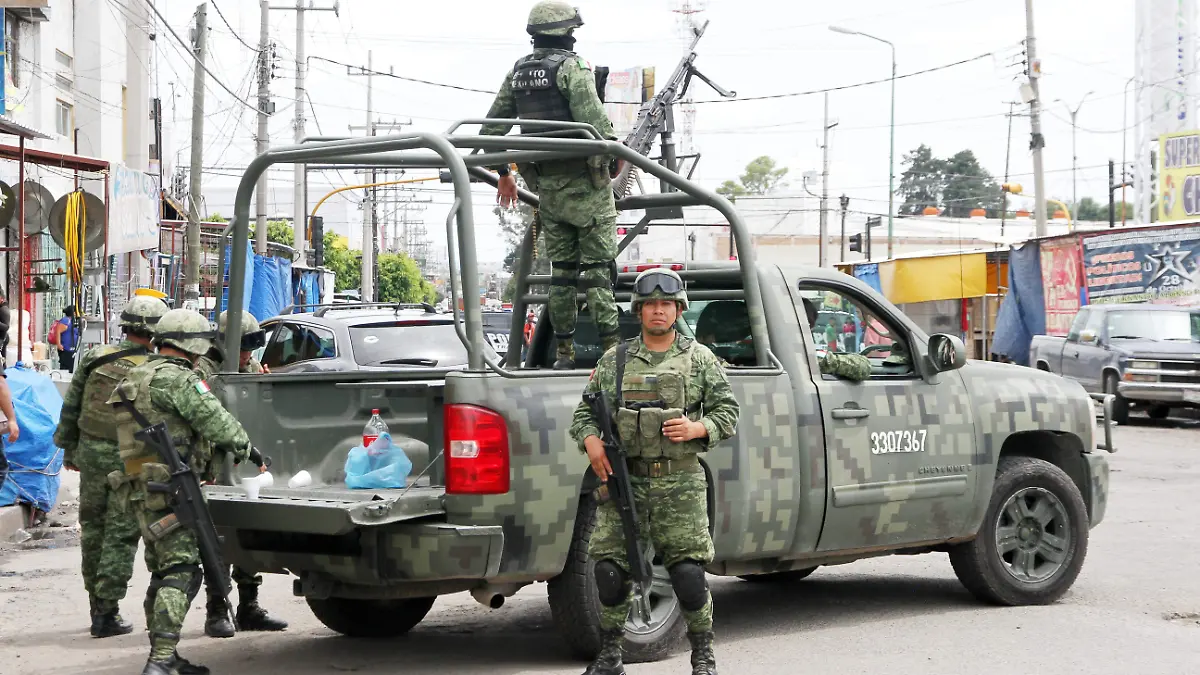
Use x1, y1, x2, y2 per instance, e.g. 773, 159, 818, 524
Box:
64, 191, 86, 312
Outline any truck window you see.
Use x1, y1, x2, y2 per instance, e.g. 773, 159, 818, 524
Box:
1066, 309, 1090, 342
795, 283, 917, 378
684, 299, 756, 367
262, 323, 336, 369
1083, 309, 1105, 341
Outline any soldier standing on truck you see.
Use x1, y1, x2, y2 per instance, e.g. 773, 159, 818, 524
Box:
109, 308, 257, 675
570, 268, 740, 675
193, 310, 287, 638
53, 290, 169, 638
480, 0, 623, 370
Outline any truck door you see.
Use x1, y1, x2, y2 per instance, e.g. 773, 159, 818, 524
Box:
793, 280, 980, 552
1062, 309, 1105, 392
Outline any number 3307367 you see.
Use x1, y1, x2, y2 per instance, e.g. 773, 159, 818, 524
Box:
870, 430, 927, 454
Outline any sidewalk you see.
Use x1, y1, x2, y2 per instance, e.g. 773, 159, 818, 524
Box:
1, 466, 78, 541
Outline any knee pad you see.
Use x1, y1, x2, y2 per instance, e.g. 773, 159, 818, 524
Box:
594, 560, 630, 607
668, 561, 709, 612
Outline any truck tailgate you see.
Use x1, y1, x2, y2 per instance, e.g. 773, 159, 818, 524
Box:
207, 478, 445, 535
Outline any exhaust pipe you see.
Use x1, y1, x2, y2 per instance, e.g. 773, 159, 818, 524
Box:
470, 583, 521, 609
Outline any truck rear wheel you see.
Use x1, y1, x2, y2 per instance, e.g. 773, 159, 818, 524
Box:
949, 456, 1088, 606
306, 596, 436, 638
547, 493, 685, 663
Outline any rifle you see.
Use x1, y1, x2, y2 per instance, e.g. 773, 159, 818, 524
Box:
115, 389, 268, 632
583, 389, 654, 623
610, 20, 736, 199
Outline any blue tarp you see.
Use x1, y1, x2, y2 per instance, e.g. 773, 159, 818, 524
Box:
293, 269, 321, 313
249, 255, 292, 321
991, 242, 1046, 365
0, 366, 63, 512
218, 243, 255, 320
853, 263, 883, 294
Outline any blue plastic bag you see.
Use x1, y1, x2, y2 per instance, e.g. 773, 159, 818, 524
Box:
0, 365, 64, 512
344, 432, 412, 489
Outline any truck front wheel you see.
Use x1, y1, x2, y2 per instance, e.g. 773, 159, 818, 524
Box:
949, 456, 1089, 606
1104, 373, 1130, 424
306, 596, 436, 638
547, 494, 685, 663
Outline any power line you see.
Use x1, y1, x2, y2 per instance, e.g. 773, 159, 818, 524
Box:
210, 0, 261, 53
142, 0, 266, 114
308, 55, 498, 95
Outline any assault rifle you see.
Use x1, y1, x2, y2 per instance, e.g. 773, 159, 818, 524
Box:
582, 390, 654, 622
115, 390, 269, 632
610, 20, 736, 199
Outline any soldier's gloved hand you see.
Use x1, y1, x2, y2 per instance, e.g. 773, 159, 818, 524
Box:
245, 445, 270, 472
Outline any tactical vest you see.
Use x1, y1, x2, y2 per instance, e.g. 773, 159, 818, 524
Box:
614, 344, 705, 460
114, 358, 202, 476
77, 344, 149, 440
511, 51, 574, 123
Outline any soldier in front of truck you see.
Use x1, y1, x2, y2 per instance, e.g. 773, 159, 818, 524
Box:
193, 311, 287, 638
570, 268, 740, 675
479, 0, 623, 370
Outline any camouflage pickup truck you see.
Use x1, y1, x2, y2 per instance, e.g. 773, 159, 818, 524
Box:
206, 125, 1116, 663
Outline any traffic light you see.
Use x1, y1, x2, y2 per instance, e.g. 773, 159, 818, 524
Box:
1001, 183, 1023, 194
849, 233, 863, 253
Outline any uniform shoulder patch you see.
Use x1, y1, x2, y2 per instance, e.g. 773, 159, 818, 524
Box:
194, 380, 212, 395
576, 56, 592, 71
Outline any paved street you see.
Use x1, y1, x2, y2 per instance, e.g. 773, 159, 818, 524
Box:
2, 417, 1198, 675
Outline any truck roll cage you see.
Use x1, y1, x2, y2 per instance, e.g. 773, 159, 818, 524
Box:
222, 119, 775, 376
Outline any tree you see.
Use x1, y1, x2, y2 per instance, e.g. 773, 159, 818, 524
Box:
497, 176, 549, 303
377, 252, 435, 304
717, 155, 789, 200
322, 231, 361, 292
940, 150, 1000, 218
896, 144, 944, 215
206, 214, 294, 246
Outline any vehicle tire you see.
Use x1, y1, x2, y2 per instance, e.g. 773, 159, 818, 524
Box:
306, 596, 436, 638
1104, 373, 1130, 425
736, 566, 818, 583
948, 455, 1089, 606
547, 493, 685, 664
1147, 405, 1170, 420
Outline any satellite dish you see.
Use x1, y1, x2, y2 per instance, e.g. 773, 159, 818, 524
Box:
6, 179, 54, 234
48, 189, 106, 252
0, 181, 16, 228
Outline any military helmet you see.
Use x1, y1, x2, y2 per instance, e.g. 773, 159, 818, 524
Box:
119, 293, 169, 333
153, 308, 218, 357
526, 1, 583, 36
631, 267, 688, 311
217, 310, 268, 351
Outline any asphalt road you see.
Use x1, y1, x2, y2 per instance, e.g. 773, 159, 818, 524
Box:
2, 416, 1198, 675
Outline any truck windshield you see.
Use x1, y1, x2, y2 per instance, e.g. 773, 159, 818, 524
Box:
348, 322, 469, 367
1106, 310, 1199, 342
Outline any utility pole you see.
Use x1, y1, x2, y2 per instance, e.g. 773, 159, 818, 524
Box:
839, 194, 849, 261
269, 0, 339, 259
1000, 101, 1017, 237
819, 92, 833, 267
1024, 0, 1048, 237
255, 0, 271, 255
184, 3, 207, 305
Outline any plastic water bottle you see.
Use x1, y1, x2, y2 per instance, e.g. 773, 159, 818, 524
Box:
363, 409, 389, 448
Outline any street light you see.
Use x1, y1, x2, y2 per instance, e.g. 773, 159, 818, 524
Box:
1054, 91, 1094, 209
830, 24, 896, 259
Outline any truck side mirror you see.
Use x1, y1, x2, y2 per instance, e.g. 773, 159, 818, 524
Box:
1079, 329, 1097, 344
927, 334, 967, 372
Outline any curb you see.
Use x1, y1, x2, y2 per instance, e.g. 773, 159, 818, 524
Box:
0, 503, 29, 542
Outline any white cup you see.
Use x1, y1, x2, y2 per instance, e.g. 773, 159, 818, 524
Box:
288, 470, 312, 489
242, 475, 262, 500
257, 471, 274, 488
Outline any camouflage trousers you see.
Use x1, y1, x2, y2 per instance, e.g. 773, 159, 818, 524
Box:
77, 437, 140, 614
134, 489, 203, 662
588, 467, 715, 632
537, 172, 620, 354
205, 565, 261, 601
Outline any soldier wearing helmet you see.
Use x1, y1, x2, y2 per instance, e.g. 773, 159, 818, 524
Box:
193, 310, 287, 639
53, 289, 169, 639
108, 308, 260, 675
569, 268, 740, 675
480, 1, 623, 370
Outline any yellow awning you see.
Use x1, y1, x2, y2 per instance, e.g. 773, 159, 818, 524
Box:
888, 253, 987, 303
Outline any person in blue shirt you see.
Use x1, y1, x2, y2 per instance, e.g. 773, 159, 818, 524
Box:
52, 305, 80, 373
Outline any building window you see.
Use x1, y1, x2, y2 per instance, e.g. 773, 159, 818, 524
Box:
5, 13, 21, 88
55, 50, 72, 69
55, 50, 73, 90
55, 100, 73, 137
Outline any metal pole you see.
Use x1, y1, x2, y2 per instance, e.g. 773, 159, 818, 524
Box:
256, 0, 270, 255
362, 50, 375, 302
819, 92, 830, 267
1025, 0, 1048, 237
839, 194, 849, 261
1122, 75, 1135, 227
886, 42, 895, 259
1001, 102, 1014, 236
1071, 110, 1077, 208
184, 3, 206, 304
1109, 159, 1116, 228
292, 0, 305, 257
16, 136, 24, 365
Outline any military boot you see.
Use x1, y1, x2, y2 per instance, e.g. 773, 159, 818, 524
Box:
203, 593, 235, 638
140, 655, 210, 675
553, 336, 575, 370
235, 585, 288, 631
89, 597, 133, 638
581, 627, 626, 675
687, 630, 718, 675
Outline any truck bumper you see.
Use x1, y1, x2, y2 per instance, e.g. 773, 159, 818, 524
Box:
1084, 452, 1109, 529
1117, 382, 1200, 406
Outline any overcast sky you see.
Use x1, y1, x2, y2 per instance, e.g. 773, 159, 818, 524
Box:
153, 0, 1137, 262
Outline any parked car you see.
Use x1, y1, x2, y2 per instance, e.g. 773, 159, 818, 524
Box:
1029, 303, 1200, 422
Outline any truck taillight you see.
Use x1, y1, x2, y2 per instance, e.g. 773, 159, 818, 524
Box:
444, 404, 510, 494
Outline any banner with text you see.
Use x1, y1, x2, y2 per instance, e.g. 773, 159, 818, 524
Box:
1082, 224, 1200, 307
1039, 239, 1083, 336
107, 163, 159, 255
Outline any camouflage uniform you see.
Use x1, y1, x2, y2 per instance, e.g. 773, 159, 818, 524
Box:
52, 292, 167, 638
192, 311, 287, 638
109, 308, 254, 675
800, 297, 872, 381
570, 269, 739, 675
480, 1, 621, 368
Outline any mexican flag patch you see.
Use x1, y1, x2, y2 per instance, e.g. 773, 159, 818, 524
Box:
195, 380, 211, 395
